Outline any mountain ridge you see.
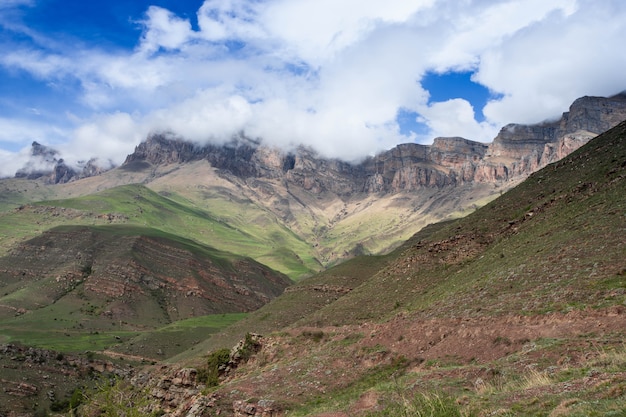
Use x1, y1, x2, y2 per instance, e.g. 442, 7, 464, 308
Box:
121, 94, 626, 193
2, 94, 626, 277
10, 94, 626, 190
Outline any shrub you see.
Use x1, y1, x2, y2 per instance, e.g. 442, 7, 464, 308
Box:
239, 333, 262, 361
200, 348, 231, 387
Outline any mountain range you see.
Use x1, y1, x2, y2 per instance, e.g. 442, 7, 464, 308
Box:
3, 94, 626, 278
0, 94, 625, 415
122, 106, 626, 417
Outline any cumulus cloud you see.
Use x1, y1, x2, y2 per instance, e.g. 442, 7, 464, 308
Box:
417, 99, 498, 141
138, 6, 194, 54
60, 112, 146, 168
478, 0, 626, 124
198, 0, 268, 42
1, 0, 626, 175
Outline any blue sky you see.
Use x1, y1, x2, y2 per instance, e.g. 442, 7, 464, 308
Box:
1, 0, 626, 176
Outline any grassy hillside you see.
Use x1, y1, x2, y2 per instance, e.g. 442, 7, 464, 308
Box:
0, 183, 320, 279
0, 156, 506, 281
0, 223, 291, 352
159, 121, 626, 416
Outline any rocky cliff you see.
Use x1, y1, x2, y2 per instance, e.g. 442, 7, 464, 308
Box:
15, 141, 110, 184
122, 94, 626, 194
13, 95, 626, 191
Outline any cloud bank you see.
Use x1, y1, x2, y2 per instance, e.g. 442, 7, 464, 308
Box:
1, 0, 626, 176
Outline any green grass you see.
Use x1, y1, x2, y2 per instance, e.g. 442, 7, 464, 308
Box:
287, 358, 411, 417
365, 392, 472, 417
110, 313, 248, 359
0, 183, 319, 279
0, 310, 247, 355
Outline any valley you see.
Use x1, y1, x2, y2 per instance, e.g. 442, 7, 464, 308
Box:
0, 95, 625, 416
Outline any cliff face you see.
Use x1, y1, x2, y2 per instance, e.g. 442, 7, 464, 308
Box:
121, 94, 626, 194
12, 94, 626, 191
486, 94, 626, 178
15, 141, 109, 184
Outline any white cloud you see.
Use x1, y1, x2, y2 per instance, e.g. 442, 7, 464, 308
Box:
260, 0, 436, 63
0, 147, 32, 178
477, 0, 626, 125
146, 91, 252, 144
417, 99, 498, 142
1, 0, 626, 175
61, 112, 146, 168
138, 6, 194, 54
1, 49, 72, 80
197, 0, 268, 42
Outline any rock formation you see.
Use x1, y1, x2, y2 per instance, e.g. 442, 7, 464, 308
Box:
122, 94, 626, 194
11, 95, 626, 191
14, 141, 110, 184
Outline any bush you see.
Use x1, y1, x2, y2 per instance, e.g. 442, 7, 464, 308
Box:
80, 378, 156, 417
200, 348, 231, 387
239, 333, 261, 361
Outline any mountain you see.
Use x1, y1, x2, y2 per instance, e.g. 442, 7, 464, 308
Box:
123, 94, 626, 190
15, 141, 110, 184
14, 94, 626, 189
120, 115, 626, 417
3, 95, 624, 276
0, 96, 625, 415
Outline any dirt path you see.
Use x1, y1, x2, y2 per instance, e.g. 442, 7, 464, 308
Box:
101, 350, 157, 362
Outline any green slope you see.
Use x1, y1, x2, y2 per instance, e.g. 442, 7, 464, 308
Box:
0, 223, 291, 351
0, 183, 319, 279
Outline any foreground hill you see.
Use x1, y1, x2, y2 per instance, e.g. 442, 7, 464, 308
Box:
118, 120, 626, 415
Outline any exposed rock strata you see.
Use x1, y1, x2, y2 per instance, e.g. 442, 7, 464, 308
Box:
10, 95, 626, 190
123, 94, 626, 194
0, 226, 292, 324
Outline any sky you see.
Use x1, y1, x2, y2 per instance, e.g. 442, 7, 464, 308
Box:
1, 0, 626, 177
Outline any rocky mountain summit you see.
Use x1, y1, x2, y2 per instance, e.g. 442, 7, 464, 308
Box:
13, 94, 626, 189
123, 94, 626, 193
15, 141, 110, 184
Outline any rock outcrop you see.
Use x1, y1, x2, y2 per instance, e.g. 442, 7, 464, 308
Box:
122, 94, 626, 194
12, 95, 626, 190
15, 141, 110, 184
